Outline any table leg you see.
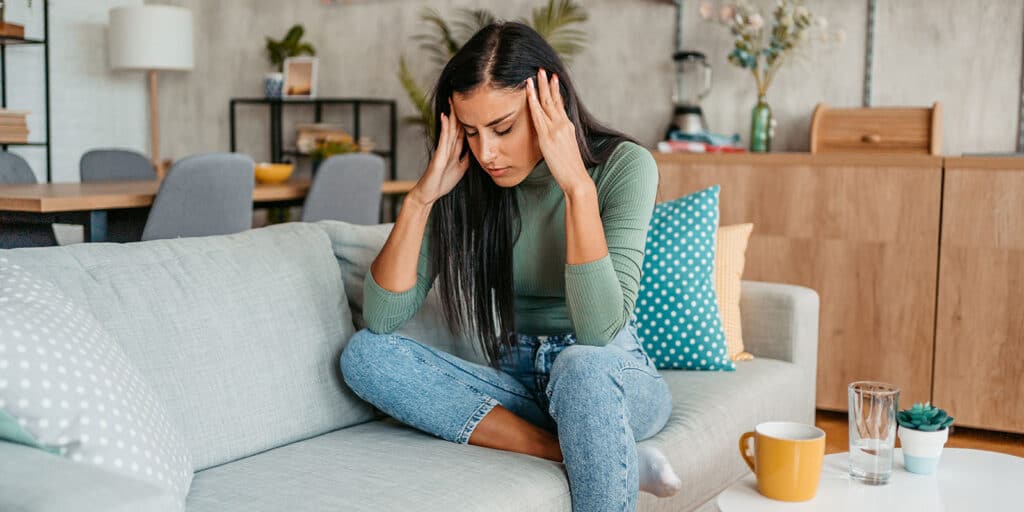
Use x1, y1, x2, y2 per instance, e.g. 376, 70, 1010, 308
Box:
84, 211, 108, 243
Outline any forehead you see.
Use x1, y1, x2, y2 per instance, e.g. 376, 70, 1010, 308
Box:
452, 85, 524, 126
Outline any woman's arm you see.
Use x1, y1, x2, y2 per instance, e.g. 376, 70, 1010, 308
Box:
562, 144, 658, 345
525, 71, 657, 345
363, 103, 469, 333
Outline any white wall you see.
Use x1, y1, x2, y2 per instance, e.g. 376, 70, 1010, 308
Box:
4, 0, 150, 244
4, 0, 149, 183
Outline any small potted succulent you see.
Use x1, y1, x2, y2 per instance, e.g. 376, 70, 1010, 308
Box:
897, 402, 955, 475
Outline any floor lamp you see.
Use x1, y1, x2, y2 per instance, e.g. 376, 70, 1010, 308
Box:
108, 5, 193, 180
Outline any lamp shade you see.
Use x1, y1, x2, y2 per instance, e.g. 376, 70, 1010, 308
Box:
108, 5, 194, 71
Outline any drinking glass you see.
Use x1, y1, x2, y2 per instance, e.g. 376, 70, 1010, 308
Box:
848, 381, 899, 485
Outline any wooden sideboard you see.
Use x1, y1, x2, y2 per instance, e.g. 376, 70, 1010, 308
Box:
655, 152, 1023, 434
933, 158, 1024, 433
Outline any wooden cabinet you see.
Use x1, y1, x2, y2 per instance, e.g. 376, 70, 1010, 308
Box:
933, 158, 1024, 434
655, 153, 945, 413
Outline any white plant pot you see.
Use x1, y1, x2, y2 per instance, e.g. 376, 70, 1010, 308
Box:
898, 425, 949, 474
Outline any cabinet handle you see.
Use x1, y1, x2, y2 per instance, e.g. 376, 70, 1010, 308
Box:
861, 134, 882, 144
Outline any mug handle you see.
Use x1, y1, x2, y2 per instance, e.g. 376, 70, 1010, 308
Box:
739, 431, 756, 472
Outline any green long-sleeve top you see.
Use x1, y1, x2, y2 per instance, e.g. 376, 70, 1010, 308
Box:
363, 141, 658, 346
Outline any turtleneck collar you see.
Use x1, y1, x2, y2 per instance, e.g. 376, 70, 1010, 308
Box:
520, 158, 554, 187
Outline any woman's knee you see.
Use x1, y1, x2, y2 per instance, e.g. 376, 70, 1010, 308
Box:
548, 345, 623, 401
340, 329, 399, 392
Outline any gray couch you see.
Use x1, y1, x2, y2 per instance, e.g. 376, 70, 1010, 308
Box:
0, 220, 819, 512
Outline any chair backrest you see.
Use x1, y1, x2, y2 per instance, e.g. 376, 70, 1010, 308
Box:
0, 151, 38, 184
0, 152, 56, 248
301, 153, 385, 224
80, 148, 156, 182
809, 102, 942, 155
141, 153, 255, 241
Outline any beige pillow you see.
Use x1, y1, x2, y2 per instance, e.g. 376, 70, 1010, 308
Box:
714, 223, 754, 361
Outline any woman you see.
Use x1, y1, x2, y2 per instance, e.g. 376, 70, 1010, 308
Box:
340, 22, 680, 511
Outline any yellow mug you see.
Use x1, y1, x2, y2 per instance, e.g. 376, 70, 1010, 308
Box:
738, 422, 825, 502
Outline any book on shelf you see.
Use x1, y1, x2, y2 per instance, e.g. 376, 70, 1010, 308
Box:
656, 140, 747, 154
0, 23, 26, 39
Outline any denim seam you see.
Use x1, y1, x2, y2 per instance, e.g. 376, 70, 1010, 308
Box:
456, 397, 499, 445
612, 367, 630, 512
387, 334, 534, 400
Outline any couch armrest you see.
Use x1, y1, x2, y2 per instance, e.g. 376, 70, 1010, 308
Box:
740, 280, 819, 367
0, 441, 178, 512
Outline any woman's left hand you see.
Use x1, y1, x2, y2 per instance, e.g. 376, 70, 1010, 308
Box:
526, 69, 590, 193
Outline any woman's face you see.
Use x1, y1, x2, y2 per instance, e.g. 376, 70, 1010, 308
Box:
452, 84, 543, 188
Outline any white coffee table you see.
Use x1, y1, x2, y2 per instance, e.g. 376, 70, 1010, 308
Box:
717, 448, 1024, 511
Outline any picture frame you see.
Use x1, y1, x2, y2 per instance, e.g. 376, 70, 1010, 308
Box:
282, 56, 318, 99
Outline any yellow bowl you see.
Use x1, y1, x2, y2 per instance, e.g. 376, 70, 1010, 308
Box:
254, 162, 294, 184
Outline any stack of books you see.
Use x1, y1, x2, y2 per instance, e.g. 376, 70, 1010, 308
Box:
0, 110, 30, 143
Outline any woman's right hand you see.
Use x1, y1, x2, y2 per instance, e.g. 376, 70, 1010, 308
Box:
410, 98, 470, 207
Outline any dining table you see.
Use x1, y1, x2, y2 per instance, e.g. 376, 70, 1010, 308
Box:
0, 178, 417, 243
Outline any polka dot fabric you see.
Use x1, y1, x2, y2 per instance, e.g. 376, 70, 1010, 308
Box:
631, 185, 735, 371
0, 257, 192, 510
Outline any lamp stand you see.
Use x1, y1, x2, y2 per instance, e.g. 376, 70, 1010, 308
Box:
148, 70, 169, 179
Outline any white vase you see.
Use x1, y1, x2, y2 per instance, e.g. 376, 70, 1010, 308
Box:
898, 425, 949, 474
264, 72, 284, 99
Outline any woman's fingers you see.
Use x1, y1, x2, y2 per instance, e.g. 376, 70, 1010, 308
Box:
537, 69, 554, 115
526, 77, 547, 134
551, 73, 564, 112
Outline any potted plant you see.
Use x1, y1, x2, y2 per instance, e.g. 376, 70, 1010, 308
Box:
897, 402, 955, 475
310, 134, 360, 177
264, 24, 315, 99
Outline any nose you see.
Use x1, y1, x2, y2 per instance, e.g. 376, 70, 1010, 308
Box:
479, 134, 499, 165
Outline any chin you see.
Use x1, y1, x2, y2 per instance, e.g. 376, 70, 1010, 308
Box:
485, 169, 528, 188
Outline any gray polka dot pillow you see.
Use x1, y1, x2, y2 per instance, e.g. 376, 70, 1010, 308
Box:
0, 257, 192, 510
632, 185, 735, 371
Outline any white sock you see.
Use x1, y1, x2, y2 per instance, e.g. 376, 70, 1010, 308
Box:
637, 445, 682, 497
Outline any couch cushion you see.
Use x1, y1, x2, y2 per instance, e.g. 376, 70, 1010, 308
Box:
185, 357, 807, 512
0, 258, 192, 510
637, 358, 811, 511
186, 420, 571, 512
315, 220, 483, 364
0, 222, 370, 471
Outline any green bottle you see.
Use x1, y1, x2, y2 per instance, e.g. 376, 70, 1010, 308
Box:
750, 95, 772, 152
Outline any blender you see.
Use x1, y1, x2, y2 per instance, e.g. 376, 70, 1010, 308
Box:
666, 51, 712, 139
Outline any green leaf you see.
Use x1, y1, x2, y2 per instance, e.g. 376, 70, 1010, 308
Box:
398, 56, 435, 140
284, 25, 304, 46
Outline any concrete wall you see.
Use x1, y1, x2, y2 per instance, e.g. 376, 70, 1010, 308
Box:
146, 0, 1023, 182
6, 0, 1024, 185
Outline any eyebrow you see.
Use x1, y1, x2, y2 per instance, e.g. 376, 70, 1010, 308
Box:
460, 111, 515, 129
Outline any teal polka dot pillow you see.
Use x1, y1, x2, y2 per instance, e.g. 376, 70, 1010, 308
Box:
632, 185, 735, 371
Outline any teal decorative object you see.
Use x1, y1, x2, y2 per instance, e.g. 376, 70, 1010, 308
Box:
897, 402, 954, 475
750, 95, 772, 152
632, 185, 735, 371
898, 402, 955, 432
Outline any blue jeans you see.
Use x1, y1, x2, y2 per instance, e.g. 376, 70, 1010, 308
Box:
340, 322, 674, 512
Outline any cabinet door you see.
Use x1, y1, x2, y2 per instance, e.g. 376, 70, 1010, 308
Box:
655, 153, 943, 411
934, 158, 1024, 434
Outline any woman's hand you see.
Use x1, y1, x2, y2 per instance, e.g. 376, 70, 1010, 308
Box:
409, 98, 469, 206
526, 69, 591, 193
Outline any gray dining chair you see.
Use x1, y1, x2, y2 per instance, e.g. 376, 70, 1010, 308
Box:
80, 148, 157, 243
301, 153, 385, 224
141, 153, 255, 241
0, 152, 58, 248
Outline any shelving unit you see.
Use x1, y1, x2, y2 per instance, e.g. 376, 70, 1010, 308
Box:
0, 2, 51, 182
228, 97, 397, 181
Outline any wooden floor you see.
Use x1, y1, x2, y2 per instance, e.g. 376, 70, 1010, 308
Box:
817, 410, 1024, 458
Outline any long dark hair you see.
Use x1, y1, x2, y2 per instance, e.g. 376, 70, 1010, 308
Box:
429, 21, 635, 367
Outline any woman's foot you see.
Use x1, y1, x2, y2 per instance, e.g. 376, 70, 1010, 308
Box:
637, 445, 682, 497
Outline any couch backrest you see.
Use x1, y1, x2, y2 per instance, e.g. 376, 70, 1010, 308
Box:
0, 222, 372, 471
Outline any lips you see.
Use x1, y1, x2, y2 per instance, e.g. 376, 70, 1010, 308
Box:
485, 166, 510, 177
